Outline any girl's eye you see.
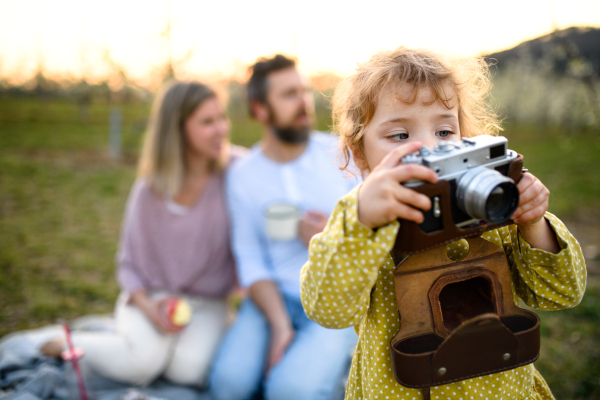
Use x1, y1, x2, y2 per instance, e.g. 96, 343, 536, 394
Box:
389, 132, 409, 141
436, 130, 454, 138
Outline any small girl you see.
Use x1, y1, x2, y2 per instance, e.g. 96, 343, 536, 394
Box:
300, 47, 586, 400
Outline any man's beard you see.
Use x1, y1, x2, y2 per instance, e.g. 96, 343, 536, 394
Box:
272, 125, 310, 144
269, 106, 311, 144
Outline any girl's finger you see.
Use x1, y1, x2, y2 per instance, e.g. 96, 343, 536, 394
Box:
513, 206, 546, 226
517, 172, 535, 194
390, 201, 426, 224
512, 197, 548, 223
378, 141, 424, 169
518, 179, 545, 204
389, 163, 438, 185
391, 184, 432, 212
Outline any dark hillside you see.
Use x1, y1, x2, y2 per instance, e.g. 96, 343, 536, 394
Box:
485, 27, 600, 75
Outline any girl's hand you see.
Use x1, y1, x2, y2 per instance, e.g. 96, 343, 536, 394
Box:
357, 142, 439, 229
511, 172, 550, 227
511, 172, 560, 253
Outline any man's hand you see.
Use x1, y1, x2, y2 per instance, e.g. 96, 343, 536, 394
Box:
266, 323, 295, 371
248, 281, 294, 372
299, 211, 329, 246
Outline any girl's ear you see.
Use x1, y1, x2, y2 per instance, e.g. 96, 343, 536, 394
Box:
350, 144, 369, 171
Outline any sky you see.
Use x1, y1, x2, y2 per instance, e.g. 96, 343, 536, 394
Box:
1, 0, 599, 86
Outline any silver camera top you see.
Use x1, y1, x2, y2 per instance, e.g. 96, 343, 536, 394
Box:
402, 135, 517, 186
401, 135, 520, 227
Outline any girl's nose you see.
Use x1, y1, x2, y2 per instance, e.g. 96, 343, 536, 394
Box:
421, 138, 437, 149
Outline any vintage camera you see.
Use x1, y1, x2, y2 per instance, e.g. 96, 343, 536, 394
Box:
394, 135, 524, 255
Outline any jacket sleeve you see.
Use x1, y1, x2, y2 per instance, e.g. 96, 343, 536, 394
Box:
226, 169, 273, 288
300, 185, 399, 329
115, 180, 147, 295
487, 213, 586, 310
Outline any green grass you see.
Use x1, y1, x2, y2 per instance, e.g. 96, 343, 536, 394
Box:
0, 97, 599, 399
536, 283, 600, 399
0, 152, 133, 332
503, 124, 600, 216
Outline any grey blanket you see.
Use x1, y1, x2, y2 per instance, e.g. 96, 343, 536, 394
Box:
0, 316, 211, 400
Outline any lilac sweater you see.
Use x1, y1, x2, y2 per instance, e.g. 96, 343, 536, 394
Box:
116, 160, 238, 299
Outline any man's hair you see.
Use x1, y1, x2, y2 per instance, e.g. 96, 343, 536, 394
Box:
332, 46, 502, 171
247, 54, 296, 117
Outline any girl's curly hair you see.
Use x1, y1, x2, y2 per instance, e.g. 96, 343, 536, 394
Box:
332, 46, 502, 171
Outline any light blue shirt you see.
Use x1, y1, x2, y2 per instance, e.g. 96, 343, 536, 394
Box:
226, 132, 360, 297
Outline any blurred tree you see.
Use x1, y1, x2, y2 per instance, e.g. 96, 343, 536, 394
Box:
157, 20, 193, 83
72, 79, 93, 122
30, 65, 61, 98
551, 29, 600, 127
488, 27, 600, 130
102, 50, 145, 104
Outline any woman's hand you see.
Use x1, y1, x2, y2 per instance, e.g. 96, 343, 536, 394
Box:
152, 298, 186, 334
357, 142, 439, 229
511, 172, 560, 253
130, 291, 185, 334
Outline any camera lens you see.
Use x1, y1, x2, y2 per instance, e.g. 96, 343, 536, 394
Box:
487, 186, 505, 210
456, 168, 519, 224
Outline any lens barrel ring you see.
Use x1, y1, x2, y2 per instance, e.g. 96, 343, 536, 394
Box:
456, 168, 519, 224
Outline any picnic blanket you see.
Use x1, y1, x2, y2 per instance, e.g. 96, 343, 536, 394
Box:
0, 315, 211, 400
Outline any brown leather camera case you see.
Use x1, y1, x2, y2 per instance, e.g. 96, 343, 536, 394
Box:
390, 236, 540, 388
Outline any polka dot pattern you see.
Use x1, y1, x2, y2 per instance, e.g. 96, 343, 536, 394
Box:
300, 186, 587, 400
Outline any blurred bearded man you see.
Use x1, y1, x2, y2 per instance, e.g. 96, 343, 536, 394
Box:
209, 55, 358, 400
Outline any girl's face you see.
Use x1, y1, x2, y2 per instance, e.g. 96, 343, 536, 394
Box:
184, 96, 230, 162
358, 83, 461, 171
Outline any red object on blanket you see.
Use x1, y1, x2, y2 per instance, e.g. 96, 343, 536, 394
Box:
62, 323, 89, 400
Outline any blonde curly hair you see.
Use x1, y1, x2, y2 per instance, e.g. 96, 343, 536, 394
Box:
332, 46, 502, 171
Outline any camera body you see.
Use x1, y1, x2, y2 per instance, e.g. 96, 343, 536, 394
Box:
393, 135, 524, 255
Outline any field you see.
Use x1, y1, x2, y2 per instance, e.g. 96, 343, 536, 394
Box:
0, 96, 599, 399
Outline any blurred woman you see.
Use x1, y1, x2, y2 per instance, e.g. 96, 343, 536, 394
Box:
43, 81, 242, 388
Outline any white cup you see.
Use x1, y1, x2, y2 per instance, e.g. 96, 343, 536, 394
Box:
265, 203, 301, 240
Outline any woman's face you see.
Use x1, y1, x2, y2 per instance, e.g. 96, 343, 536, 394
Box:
184, 96, 230, 162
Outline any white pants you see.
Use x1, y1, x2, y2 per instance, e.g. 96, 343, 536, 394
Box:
72, 292, 228, 387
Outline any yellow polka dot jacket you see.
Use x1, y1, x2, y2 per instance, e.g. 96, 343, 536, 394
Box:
300, 186, 587, 400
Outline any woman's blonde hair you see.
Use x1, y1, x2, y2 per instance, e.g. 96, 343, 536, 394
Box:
332, 46, 502, 171
138, 81, 227, 197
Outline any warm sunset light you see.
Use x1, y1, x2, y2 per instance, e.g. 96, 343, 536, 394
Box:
1, 0, 599, 85
2, 1, 600, 398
